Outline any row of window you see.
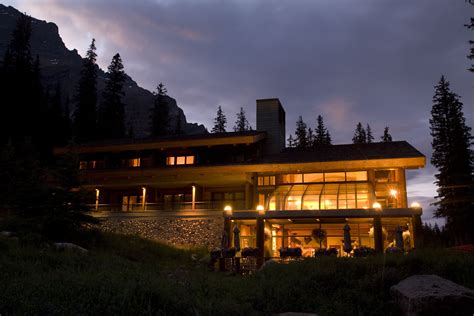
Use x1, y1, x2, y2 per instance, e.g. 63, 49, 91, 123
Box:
258, 171, 368, 186
79, 155, 196, 169
166, 155, 195, 166
268, 183, 371, 210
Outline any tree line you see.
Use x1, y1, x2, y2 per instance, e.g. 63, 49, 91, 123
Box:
287, 116, 392, 148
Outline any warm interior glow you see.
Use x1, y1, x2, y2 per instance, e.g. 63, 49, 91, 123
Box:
224, 205, 232, 213
372, 202, 382, 210
411, 201, 421, 208
256, 205, 265, 215
390, 189, 398, 197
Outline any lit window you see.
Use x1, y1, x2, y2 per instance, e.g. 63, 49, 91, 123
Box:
281, 174, 303, 184
166, 157, 175, 165
346, 171, 368, 181
324, 172, 346, 182
258, 176, 276, 186
122, 158, 141, 168
79, 161, 87, 170
130, 158, 140, 167
303, 173, 324, 183
166, 155, 195, 166
90, 160, 97, 169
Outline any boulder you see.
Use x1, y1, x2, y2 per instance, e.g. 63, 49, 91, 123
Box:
53, 242, 88, 254
390, 274, 474, 315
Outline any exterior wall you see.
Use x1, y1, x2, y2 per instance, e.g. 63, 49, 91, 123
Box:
99, 216, 223, 249
256, 99, 286, 154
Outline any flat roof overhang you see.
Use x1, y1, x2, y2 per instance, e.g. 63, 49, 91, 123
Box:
80, 156, 425, 188
54, 132, 267, 155
225, 208, 422, 220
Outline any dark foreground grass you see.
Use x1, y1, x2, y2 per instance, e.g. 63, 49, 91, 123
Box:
0, 232, 473, 315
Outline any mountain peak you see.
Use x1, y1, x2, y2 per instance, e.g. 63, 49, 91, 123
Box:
0, 4, 207, 137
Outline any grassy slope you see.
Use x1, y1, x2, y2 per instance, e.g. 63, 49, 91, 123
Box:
0, 232, 473, 315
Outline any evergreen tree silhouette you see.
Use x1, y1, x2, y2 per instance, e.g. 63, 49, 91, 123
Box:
314, 115, 331, 145
233, 107, 252, 132
74, 39, 98, 143
381, 126, 392, 142
0, 13, 39, 144
98, 53, 126, 139
366, 124, 374, 143
430, 76, 474, 244
211, 106, 227, 133
295, 116, 308, 148
352, 122, 367, 144
150, 83, 169, 137
307, 128, 315, 147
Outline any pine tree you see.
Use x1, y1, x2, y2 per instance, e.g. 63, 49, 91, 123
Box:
74, 39, 98, 143
381, 126, 392, 142
352, 122, 367, 144
150, 83, 169, 137
98, 53, 126, 139
0, 13, 38, 144
287, 134, 296, 148
211, 106, 227, 133
366, 124, 374, 143
295, 116, 308, 148
314, 115, 331, 145
233, 107, 252, 132
430, 76, 474, 244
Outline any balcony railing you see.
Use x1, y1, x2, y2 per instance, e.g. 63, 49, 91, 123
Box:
88, 200, 246, 213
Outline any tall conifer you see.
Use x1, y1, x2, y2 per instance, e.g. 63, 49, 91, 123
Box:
233, 107, 252, 132
74, 39, 98, 143
430, 76, 474, 243
295, 116, 308, 148
98, 53, 126, 139
366, 124, 374, 143
211, 106, 227, 133
315, 115, 331, 145
352, 122, 367, 144
381, 127, 392, 142
150, 83, 169, 137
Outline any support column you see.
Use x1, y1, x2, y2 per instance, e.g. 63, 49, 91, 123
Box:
256, 217, 265, 267
224, 217, 232, 248
191, 185, 196, 210
95, 189, 100, 211
142, 187, 147, 211
412, 214, 423, 249
373, 216, 383, 253
398, 168, 408, 208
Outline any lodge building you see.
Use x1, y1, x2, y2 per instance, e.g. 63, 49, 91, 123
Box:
55, 98, 426, 256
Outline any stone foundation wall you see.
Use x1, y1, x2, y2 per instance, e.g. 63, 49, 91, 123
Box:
99, 216, 223, 249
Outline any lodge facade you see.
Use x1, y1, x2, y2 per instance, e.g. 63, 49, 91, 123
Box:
55, 98, 426, 256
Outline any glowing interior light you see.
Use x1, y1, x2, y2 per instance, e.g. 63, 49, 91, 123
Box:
224, 205, 232, 212
372, 202, 382, 210
390, 189, 398, 197
411, 201, 421, 208
256, 205, 265, 215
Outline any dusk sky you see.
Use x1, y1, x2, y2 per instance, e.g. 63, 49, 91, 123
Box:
4, 0, 474, 224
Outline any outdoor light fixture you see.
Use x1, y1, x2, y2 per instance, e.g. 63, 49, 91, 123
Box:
372, 202, 382, 210
411, 201, 421, 209
256, 205, 265, 215
390, 189, 398, 197
224, 205, 232, 215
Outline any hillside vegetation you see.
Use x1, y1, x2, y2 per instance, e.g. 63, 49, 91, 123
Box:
1, 231, 473, 315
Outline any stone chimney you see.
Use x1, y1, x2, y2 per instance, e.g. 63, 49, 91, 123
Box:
256, 98, 286, 155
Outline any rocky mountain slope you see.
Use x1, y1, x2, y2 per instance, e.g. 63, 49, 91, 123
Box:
0, 4, 206, 137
